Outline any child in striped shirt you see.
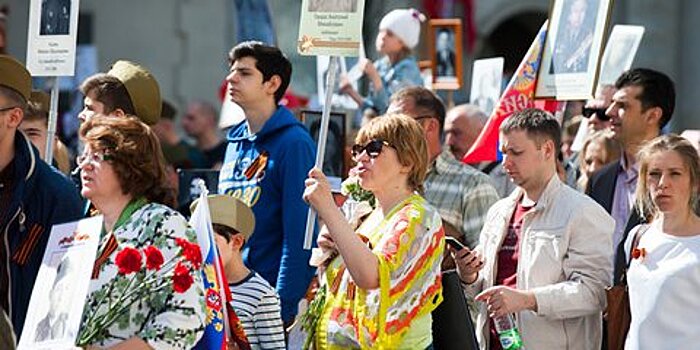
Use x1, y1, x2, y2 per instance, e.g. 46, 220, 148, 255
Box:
205, 195, 286, 350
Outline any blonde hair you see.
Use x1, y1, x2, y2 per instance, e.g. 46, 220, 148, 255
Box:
635, 134, 700, 219
355, 113, 429, 193
578, 129, 621, 189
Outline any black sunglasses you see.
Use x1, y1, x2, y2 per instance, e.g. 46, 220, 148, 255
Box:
351, 139, 393, 159
582, 107, 610, 121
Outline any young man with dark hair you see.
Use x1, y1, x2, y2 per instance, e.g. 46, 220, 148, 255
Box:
78, 60, 162, 125
0, 55, 82, 339
454, 108, 613, 350
586, 68, 676, 284
218, 41, 316, 324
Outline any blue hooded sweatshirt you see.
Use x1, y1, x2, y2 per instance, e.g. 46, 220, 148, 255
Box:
218, 106, 317, 322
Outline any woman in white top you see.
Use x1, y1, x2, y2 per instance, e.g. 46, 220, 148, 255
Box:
625, 134, 700, 349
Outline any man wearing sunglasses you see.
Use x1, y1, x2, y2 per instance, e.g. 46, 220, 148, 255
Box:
0, 55, 82, 339
586, 68, 676, 285
388, 87, 499, 256
582, 84, 615, 133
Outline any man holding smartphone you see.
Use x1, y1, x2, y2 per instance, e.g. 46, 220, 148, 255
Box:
451, 108, 613, 350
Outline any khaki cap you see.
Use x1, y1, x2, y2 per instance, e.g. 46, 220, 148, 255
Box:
191, 194, 256, 241
0, 55, 31, 101
29, 90, 50, 113
107, 60, 161, 125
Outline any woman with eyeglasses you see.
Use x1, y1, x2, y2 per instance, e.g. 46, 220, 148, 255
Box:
624, 135, 700, 349
76, 116, 205, 349
303, 114, 444, 349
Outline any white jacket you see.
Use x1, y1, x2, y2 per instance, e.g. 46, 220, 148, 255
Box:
464, 175, 614, 350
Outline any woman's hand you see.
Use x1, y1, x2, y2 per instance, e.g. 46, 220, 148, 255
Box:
450, 246, 484, 284
303, 168, 336, 217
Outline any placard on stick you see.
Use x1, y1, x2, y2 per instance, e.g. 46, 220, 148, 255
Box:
26, 0, 80, 76
18, 216, 102, 350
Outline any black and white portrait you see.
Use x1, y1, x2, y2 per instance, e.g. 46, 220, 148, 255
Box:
34, 254, 76, 342
470, 58, 504, 116
549, 0, 600, 74
40, 0, 71, 36
598, 26, 644, 85
303, 111, 346, 178
435, 28, 456, 78
308, 0, 357, 13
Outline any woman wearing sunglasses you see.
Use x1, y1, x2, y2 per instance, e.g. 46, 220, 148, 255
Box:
304, 114, 444, 349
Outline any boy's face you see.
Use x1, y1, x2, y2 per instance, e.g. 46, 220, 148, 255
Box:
225, 56, 275, 110
214, 233, 234, 267
79, 89, 107, 123
19, 119, 48, 159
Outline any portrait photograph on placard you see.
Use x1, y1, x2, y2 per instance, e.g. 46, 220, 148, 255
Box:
301, 110, 346, 178
470, 57, 504, 116
39, 0, 71, 36
429, 19, 463, 90
536, 0, 613, 100
18, 216, 102, 350
597, 25, 644, 86
26, 0, 81, 76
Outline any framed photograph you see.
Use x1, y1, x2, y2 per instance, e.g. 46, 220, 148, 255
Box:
469, 57, 504, 116
597, 25, 644, 86
18, 216, 102, 350
535, 0, 613, 100
301, 110, 346, 178
26, 0, 81, 76
177, 169, 220, 213
429, 19, 463, 90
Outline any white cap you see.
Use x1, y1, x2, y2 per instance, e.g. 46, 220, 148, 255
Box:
379, 8, 426, 49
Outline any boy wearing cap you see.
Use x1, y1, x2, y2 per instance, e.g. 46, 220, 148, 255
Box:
219, 41, 316, 325
0, 55, 82, 338
78, 60, 161, 125
193, 195, 286, 350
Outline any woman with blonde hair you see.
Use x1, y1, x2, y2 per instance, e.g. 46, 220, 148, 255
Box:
578, 129, 621, 190
304, 114, 444, 349
624, 134, 700, 349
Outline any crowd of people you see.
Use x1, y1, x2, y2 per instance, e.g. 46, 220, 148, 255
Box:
0, 5, 698, 350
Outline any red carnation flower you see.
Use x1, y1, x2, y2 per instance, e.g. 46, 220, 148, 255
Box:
632, 247, 647, 260
172, 261, 194, 293
115, 247, 142, 275
176, 238, 202, 269
144, 245, 164, 271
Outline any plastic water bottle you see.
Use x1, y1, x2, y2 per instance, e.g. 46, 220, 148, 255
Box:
493, 314, 523, 350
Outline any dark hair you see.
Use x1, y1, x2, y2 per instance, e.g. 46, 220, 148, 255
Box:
161, 100, 177, 121
79, 73, 136, 116
389, 86, 446, 132
212, 223, 245, 250
228, 41, 292, 105
500, 108, 562, 152
80, 115, 176, 207
614, 68, 675, 129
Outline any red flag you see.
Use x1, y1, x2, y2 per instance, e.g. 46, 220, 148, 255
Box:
462, 21, 548, 164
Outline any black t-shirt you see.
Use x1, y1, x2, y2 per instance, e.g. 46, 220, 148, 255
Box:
203, 141, 227, 169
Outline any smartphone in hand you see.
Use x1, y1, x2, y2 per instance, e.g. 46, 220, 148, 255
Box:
445, 236, 467, 251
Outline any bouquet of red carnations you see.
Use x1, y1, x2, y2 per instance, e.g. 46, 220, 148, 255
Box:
76, 238, 201, 346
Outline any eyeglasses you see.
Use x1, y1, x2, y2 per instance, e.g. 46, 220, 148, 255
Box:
351, 139, 393, 160
582, 107, 610, 121
76, 151, 113, 167
0, 106, 18, 113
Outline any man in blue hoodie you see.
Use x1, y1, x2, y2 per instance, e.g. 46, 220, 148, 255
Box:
0, 55, 83, 339
218, 42, 316, 324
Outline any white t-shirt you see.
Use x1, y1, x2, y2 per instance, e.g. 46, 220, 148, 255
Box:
625, 224, 700, 350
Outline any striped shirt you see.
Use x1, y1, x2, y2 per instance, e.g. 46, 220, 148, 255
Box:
230, 271, 286, 350
424, 151, 500, 248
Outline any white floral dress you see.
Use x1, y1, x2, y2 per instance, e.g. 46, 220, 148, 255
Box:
81, 203, 206, 350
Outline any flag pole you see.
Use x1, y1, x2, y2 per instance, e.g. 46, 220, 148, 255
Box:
303, 56, 339, 250
194, 179, 233, 342
44, 76, 59, 164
